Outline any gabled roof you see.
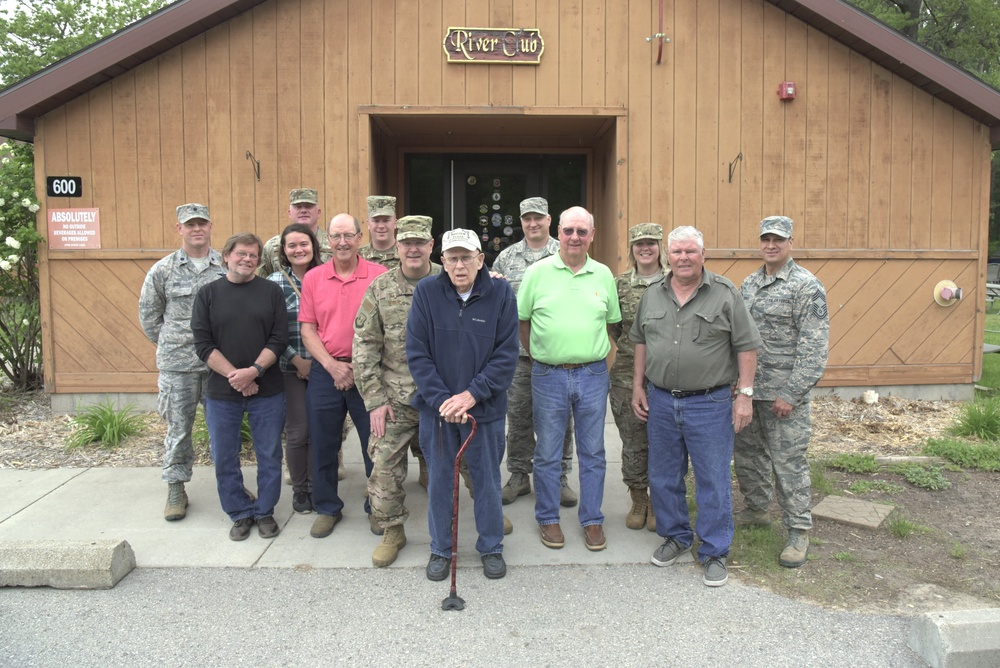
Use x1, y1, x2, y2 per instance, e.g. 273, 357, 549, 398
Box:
2, 0, 1000, 147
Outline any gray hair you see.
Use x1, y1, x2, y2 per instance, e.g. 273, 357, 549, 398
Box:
558, 206, 595, 229
666, 226, 704, 251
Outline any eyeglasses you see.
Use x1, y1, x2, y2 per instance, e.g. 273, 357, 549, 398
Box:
442, 254, 481, 266
232, 251, 259, 261
560, 227, 591, 237
329, 232, 359, 242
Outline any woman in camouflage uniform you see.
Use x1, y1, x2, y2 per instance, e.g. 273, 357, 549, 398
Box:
609, 223, 668, 530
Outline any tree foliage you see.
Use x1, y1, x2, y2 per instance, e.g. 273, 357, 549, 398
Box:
0, 0, 169, 88
848, 1, 1000, 88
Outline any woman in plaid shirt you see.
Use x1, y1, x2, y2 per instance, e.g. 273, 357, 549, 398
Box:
268, 223, 322, 513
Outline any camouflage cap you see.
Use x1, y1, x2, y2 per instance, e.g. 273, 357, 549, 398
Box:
176, 203, 210, 224
759, 215, 793, 239
520, 197, 549, 217
367, 195, 397, 218
629, 222, 663, 243
289, 188, 318, 205
442, 228, 481, 252
396, 215, 433, 241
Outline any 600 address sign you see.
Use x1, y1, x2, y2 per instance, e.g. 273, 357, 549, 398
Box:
46, 176, 83, 197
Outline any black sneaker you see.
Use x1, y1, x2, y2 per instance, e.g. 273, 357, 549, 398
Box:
481, 553, 507, 579
292, 490, 313, 514
257, 515, 280, 539
229, 517, 254, 541
426, 554, 451, 581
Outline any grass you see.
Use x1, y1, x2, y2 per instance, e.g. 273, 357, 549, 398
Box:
847, 480, 905, 495
981, 312, 1000, 389
810, 460, 835, 495
888, 463, 952, 491
730, 524, 786, 573
827, 453, 879, 474
949, 542, 968, 560
949, 397, 1000, 440
833, 551, 857, 563
67, 399, 146, 449
924, 438, 1000, 472
886, 513, 931, 538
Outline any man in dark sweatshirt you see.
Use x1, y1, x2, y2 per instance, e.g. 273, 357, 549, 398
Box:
192, 232, 288, 542
405, 228, 518, 582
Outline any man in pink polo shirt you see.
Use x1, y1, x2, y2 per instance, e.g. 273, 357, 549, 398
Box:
300, 213, 388, 538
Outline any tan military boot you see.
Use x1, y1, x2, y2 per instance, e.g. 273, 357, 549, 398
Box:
460, 458, 474, 499
503, 514, 513, 535
779, 529, 809, 568
372, 525, 407, 567
164, 482, 188, 521
735, 507, 770, 527
337, 449, 346, 481
417, 455, 428, 489
626, 488, 649, 529
501, 472, 530, 504
646, 497, 657, 532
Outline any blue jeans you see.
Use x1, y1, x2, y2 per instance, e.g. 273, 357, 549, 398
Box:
306, 361, 373, 517
647, 383, 735, 561
531, 360, 609, 527
205, 392, 285, 522
419, 413, 505, 558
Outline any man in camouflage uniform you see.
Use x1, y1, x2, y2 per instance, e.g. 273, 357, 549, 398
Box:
492, 197, 577, 508
610, 223, 666, 532
257, 188, 332, 277
358, 195, 399, 271
353, 216, 440, 567
735, 215, 829, 568
139, 203, 226, 521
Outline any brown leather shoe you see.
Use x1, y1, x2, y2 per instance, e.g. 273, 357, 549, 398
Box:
539, 523, 564, 549
584, 524, 607, 551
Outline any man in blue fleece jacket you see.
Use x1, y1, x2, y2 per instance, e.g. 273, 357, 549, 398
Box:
406, 228, 519, 581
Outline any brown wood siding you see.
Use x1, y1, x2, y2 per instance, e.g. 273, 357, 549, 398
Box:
32, 0, 992, 394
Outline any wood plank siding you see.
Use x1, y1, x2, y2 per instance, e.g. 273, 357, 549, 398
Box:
33, 0, 992, 394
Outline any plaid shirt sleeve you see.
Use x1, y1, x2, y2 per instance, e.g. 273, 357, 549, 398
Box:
267, 271, 310, 373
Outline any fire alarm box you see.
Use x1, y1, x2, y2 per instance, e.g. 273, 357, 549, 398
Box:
778, 81, 797, 100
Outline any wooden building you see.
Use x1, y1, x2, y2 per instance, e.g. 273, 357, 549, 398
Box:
1, 0, 999, 407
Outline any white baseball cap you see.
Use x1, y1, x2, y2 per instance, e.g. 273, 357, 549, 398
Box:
442, 228, 482, 252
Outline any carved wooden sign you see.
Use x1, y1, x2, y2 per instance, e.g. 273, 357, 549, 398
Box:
443, 27, 544, 64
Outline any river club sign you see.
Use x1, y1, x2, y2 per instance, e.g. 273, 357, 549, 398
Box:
443, 27, 544, 64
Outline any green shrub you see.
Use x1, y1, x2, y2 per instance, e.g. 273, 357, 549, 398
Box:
888, 463, 951, 490
827, 453, 879, 474
923, 438, 1000, 472
950, 398, 1000, 440
192, 405, 253, 454
67, 399, 146, 449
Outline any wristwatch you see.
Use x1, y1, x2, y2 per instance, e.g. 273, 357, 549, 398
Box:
736, 387, 754, 397
252, 363, 265, 378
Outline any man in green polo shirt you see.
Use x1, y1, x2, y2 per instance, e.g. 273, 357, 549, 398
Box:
517, 206, 621, 553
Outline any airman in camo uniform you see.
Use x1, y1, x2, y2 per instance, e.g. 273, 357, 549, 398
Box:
492, 197, 577, 508
139, 203, 226, 521
735, 215, 829, 569
353, 216, 440, 567
358, 195, 400, 271
610, 223, 668, 532
257, 188, 332, 278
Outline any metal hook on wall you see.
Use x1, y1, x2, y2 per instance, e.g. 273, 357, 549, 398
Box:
245, 151, 260, 182
728, 152, 743, 183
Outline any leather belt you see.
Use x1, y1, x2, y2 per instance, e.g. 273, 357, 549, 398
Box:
546, 361, 600, 370
333, 356, 352, 363
661, 384, 728, 399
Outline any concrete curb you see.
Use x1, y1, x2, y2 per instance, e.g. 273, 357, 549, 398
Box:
908, 608, 1000, 667
0, 539, 136, 589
